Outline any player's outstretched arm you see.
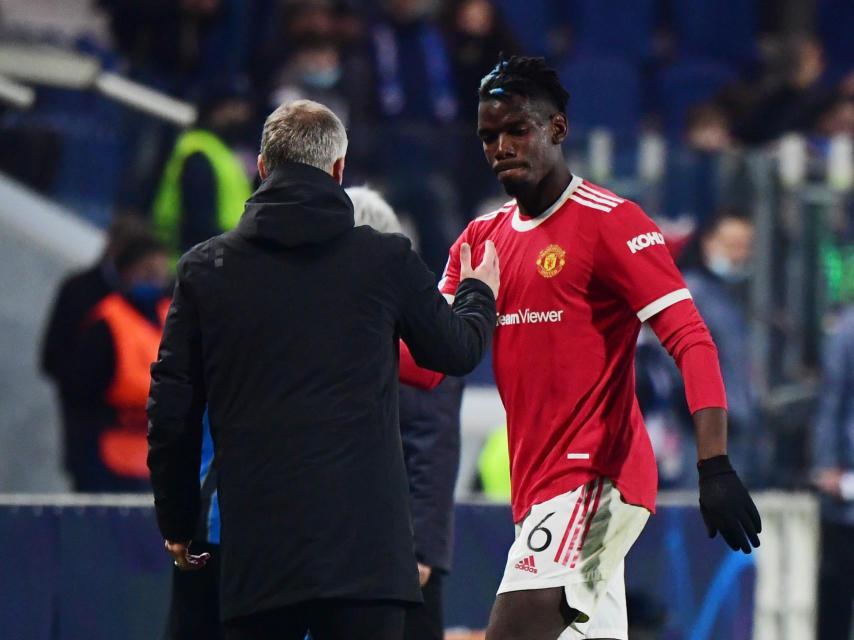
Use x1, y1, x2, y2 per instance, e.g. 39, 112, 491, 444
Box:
647, 301, 762, 554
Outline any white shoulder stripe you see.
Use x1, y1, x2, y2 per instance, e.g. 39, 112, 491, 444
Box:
569, 194, 613, 212
579, 183, 624, 204
637, 288, 693, 322
574, 186, 621, 207
475, 202, 515, 222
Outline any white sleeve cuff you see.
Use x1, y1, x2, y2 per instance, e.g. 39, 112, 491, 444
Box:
636, 288, 693, 322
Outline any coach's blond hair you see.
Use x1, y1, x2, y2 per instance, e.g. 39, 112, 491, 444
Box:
260, 100, 348, 174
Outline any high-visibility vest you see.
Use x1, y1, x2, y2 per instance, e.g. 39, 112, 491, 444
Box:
478, 425, 512, 502
152, 128, 252, 254
89, 293, 170, 479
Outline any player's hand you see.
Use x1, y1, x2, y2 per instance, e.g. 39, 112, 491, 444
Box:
460, 240, 500, 300
165, 539, 211, 571
417, 562, 432, 587
697, 455, 761, 554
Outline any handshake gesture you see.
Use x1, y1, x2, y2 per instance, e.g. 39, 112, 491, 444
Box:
459, 240, 500, 300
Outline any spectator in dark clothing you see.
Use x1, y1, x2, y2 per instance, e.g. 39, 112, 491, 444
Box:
66, 232, 171, 492
372, 0, 458, 123
152, 86, 256, 258
680, 210, 764, 485
265, 42, 351, 124
734, 38, 847, 145
441, 0, 519, 217
441, 0, 517, 120
148, 100, 498, 640
40, 214, 152, 491
811, 305, 854, 640
251, 1, 376, 180
367, 0, 465, 274
399, 378, 464, 640
98, 0, 245, 91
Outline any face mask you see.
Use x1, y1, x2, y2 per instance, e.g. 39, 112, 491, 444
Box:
706, 254, 752, 283
128, 283, 165, 306
301, 68, 342, 90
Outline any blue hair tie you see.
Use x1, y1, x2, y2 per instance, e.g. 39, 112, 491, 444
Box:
479, 58, 509, 90
489, 87, 505, 96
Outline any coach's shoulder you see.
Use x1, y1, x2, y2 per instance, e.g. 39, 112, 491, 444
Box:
352, 224, 414, 256
175, 236, 219, 279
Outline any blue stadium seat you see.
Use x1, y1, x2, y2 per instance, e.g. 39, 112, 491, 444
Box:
493, 0, 564, 57
656, 59, 736, 138
34, 90, 128, 227
818, 0, 854, 81
560, 56, 641, 135
572, 0, 656, 62
669, 0, 756, 68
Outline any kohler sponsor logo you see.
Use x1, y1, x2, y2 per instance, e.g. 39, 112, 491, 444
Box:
627, 231, 665, 254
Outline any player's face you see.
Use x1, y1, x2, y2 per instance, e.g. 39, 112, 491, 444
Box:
477, 96, 566, 197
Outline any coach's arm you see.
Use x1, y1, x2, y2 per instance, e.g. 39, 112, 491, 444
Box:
147, 257, 207, 549
395, 239, 498, 376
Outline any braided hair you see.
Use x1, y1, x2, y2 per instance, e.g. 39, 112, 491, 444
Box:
478, 55, 570, 115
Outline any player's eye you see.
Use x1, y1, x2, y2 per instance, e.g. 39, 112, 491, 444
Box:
511, 127, 528, 136
480, 133, 497, 144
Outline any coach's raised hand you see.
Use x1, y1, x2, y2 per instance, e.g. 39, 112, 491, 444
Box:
460, 240, 500, 300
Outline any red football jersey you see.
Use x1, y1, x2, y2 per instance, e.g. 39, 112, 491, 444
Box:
441, 176, 692, 522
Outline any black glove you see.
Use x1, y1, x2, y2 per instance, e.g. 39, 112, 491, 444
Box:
697, 455, 762, 553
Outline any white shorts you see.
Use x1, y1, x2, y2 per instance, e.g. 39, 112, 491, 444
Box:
496, 478, 649, 640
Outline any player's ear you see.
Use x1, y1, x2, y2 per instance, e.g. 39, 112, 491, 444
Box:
551, 112, 568, 145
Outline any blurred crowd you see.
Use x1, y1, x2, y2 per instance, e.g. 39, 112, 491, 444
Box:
3, 1, 854, 268
11, 0, 849, 498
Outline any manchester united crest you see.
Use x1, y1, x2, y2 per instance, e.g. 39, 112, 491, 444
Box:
536, 244, 566, 278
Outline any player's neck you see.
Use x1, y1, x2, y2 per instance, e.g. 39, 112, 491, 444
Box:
516, 165, 572, 218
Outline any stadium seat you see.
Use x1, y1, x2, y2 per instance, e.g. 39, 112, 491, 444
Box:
656, 59, 737, 138
560, 55, 641, 135
492, 0, 563, 57
818, 0, 854, 81
572, 0, 656, 62
669, 0, 756, 68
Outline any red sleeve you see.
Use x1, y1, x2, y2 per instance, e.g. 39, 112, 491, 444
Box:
647, 299, 728, 414
595, 201, 691, 321
399, 340, 445, 390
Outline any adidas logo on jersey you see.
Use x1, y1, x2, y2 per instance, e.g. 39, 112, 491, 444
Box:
627, 232, 665, 254
497, 308, 565, 326
514, 555, 538, 573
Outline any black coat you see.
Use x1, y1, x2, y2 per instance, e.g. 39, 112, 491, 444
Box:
147, 162, 495, 621
400, 376, 464, 573
40, 262, 115, 485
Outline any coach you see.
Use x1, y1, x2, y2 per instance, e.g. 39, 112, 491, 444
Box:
147, 100, 499, 640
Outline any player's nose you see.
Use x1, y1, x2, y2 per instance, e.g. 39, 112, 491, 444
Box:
495, 133, 515, 158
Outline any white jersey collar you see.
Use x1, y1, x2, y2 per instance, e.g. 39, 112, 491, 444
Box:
511, 174, 583, 232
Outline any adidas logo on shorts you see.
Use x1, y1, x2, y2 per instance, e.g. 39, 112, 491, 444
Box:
514, 555, 537, 574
